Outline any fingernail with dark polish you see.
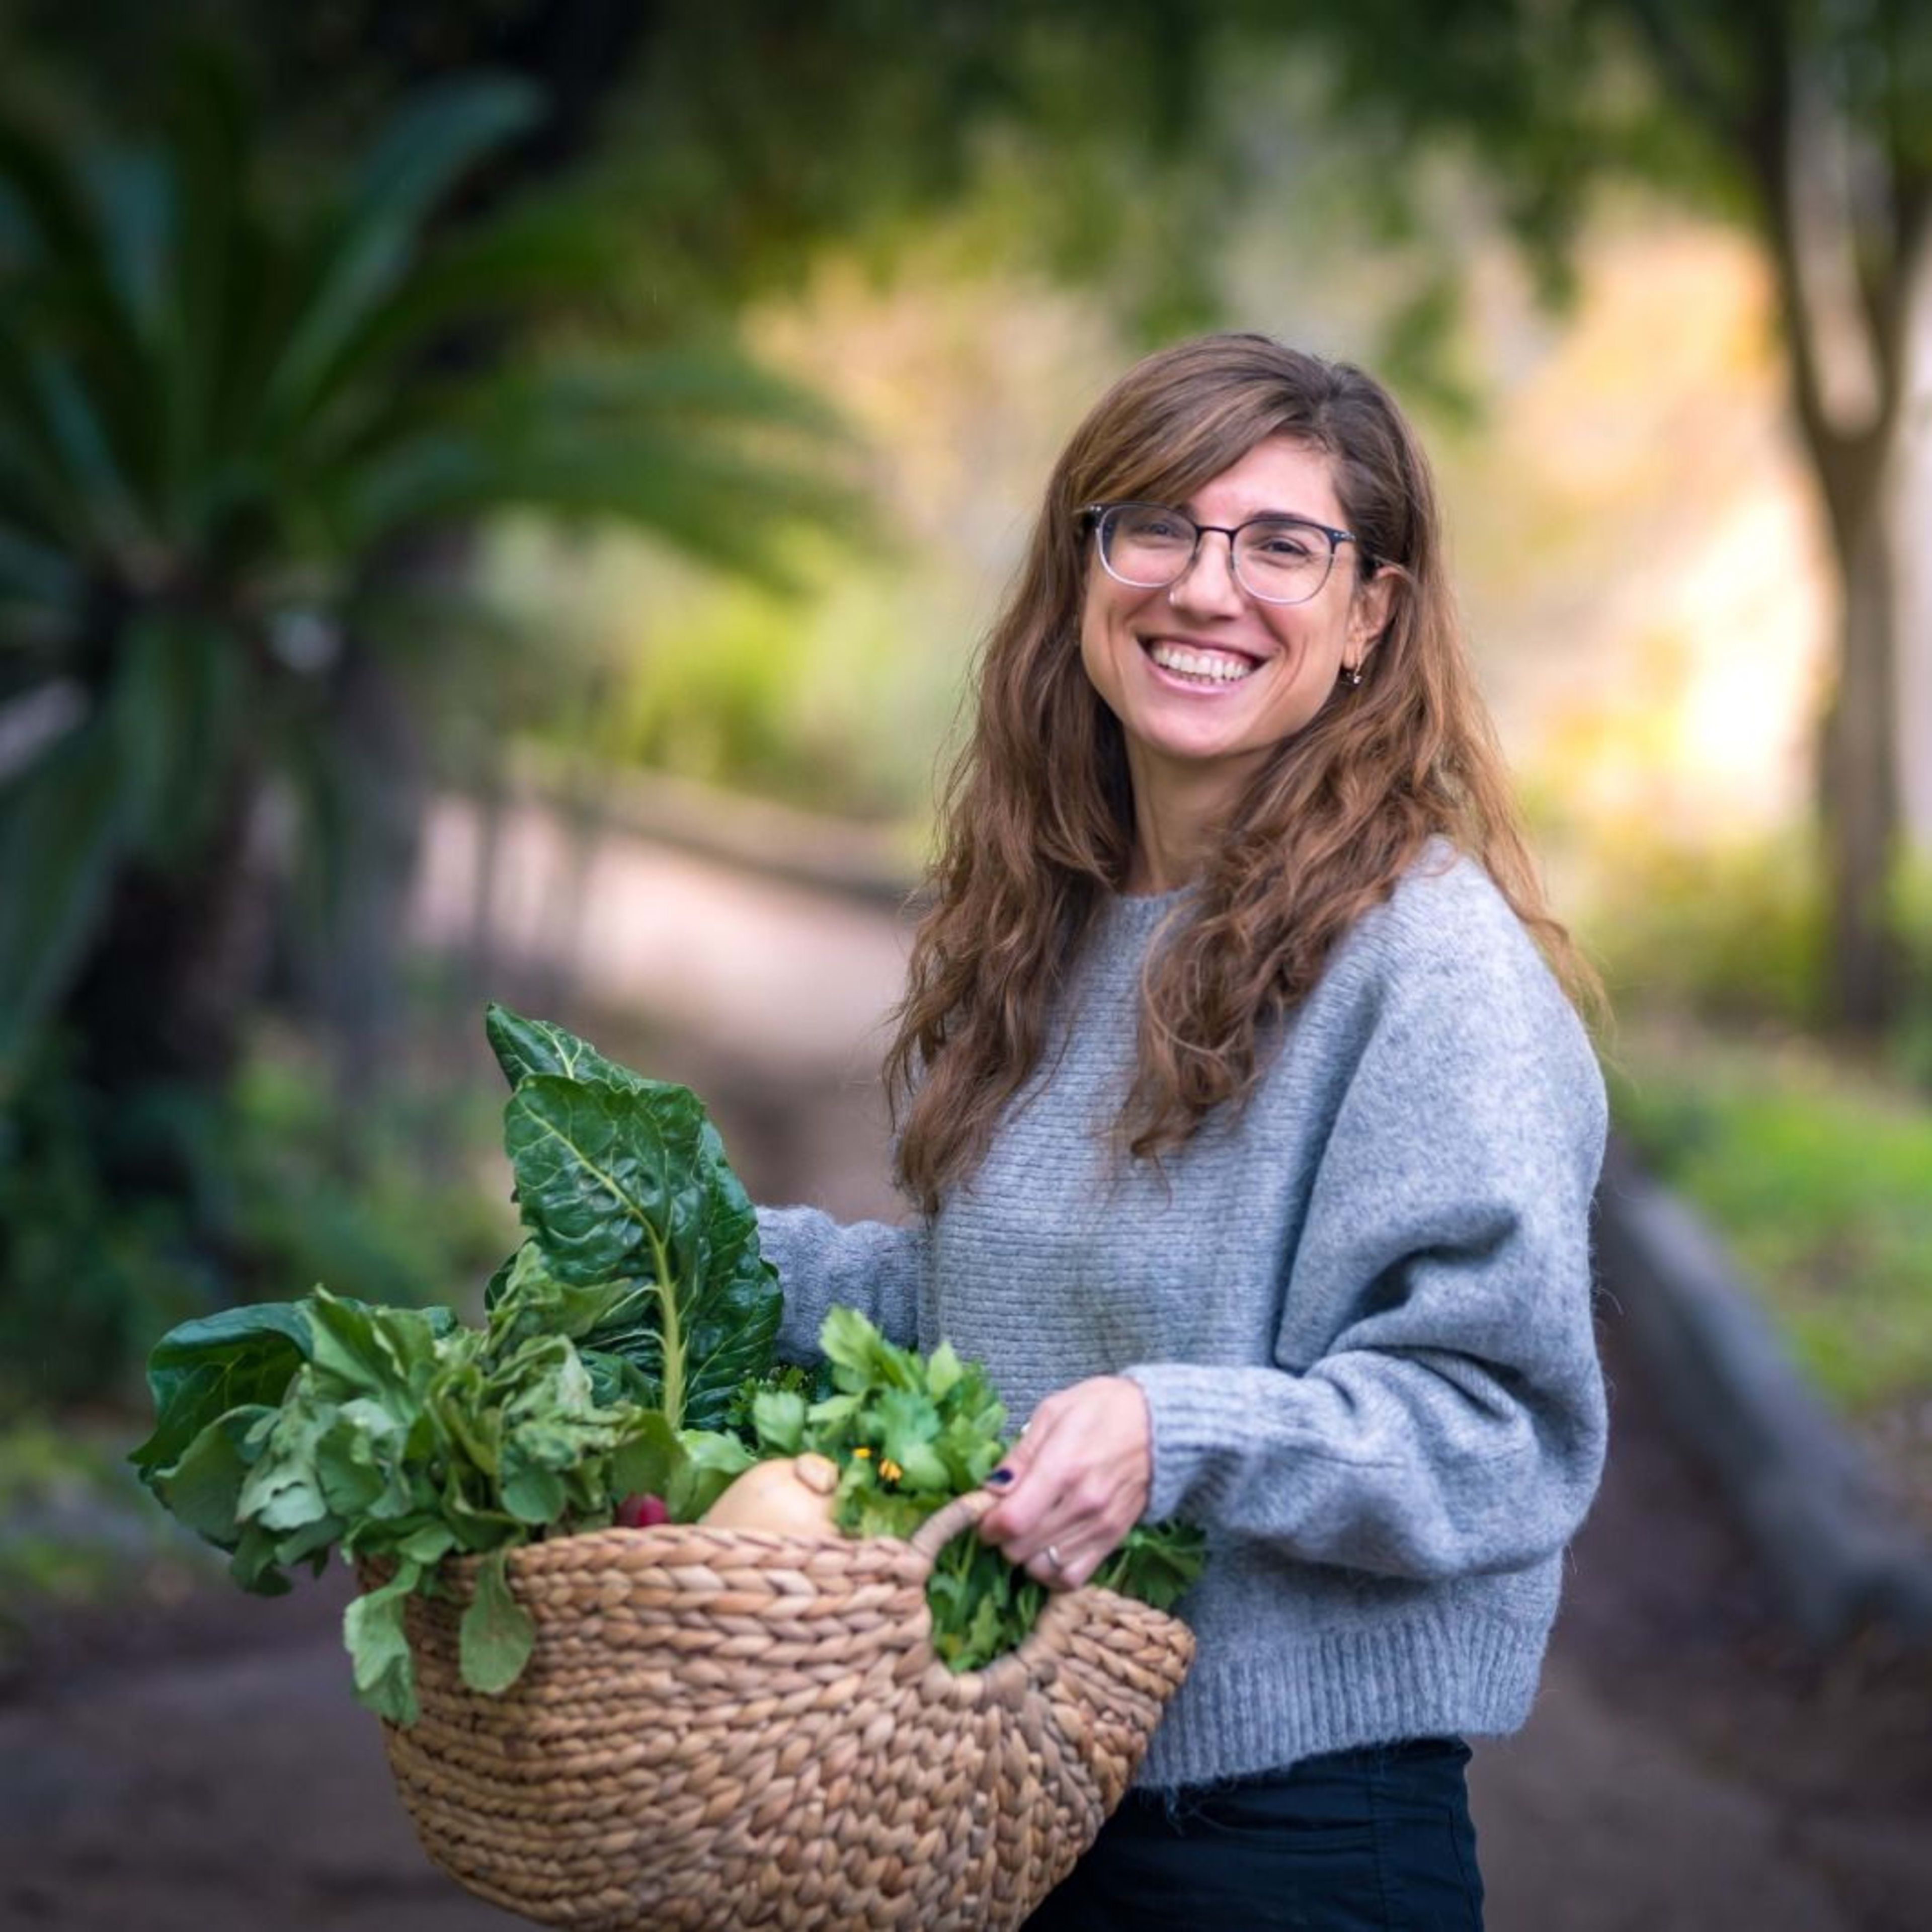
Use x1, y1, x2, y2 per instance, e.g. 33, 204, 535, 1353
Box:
986, 1468, 1014, 1487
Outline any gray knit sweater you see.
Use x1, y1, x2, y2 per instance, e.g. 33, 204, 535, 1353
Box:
756, 845, 1608, 1789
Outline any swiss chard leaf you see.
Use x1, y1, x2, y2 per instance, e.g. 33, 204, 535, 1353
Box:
502, 1068, 779, 1430
485, 1001, 651, 1094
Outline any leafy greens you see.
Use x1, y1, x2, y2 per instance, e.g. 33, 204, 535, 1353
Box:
752, 1308, 1206, 1671
130, 1004, 775, 1722
131, 1004, 1205, 1725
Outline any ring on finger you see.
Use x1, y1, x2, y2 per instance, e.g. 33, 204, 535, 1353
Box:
1045, 1543, 1064, 1570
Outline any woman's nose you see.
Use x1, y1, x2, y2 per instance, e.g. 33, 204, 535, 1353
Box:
1165, 531, 1245, 613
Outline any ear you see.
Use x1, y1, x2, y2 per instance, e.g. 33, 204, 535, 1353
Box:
1346, 567, 1398, 663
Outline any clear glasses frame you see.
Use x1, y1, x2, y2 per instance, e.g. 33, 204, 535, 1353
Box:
1082, 501, 1364, 606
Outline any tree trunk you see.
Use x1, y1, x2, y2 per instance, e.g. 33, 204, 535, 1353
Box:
1743, 28, 1915, 1032
1817, 482, 1902, 1026
1899, 423, 1932, 855
58, 769, 280, 1190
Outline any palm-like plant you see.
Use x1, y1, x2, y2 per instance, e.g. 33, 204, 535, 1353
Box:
0, 58, 854, 1094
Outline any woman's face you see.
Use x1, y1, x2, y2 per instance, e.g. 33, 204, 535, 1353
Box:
1078, 435, 1391, 812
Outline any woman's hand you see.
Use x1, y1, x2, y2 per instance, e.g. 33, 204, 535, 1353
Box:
977, 1376, 1152, 1589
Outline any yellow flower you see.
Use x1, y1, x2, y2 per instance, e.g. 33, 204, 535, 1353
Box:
853, 1445, 871, 1459
879, 1458, 904, 1484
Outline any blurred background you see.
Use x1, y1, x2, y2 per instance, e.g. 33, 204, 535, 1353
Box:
0, 3, 1926, 1928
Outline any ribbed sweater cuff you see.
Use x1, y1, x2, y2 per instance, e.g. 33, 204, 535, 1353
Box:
1125, 1361, 1256, 1521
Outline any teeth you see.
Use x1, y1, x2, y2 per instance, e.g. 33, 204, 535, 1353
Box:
1148, 642, 1256, 683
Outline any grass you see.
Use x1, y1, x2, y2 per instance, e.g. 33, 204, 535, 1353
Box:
1606, 1016, 1932, 1414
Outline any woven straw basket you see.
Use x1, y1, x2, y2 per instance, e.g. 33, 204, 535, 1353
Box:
370, 1489, 1194, 1931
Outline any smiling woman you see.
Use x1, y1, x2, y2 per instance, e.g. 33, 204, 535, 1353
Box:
1078, 439, 1394, 890
752, 334, 1608, 1929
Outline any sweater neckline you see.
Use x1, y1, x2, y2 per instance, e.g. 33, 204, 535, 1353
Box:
1101, 880, 1196, 937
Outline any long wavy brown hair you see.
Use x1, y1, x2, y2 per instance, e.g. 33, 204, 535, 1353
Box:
887, 334, 1597, 1214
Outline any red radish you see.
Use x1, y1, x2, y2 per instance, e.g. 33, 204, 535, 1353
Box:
615, 1493, 669, 1529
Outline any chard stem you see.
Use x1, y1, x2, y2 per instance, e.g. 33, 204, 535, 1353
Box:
646, 1227, 681, 1426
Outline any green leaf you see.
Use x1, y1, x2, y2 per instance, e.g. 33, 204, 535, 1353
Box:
873, 1386, 952, 1491
228, 1519, 294, 1596
485, 1002, 651, 1094
305, 1286, 450, 1397
260, 76, 543, 438
924, 1341, 964, 1402
153, 1407, 266, 1546
459, 1548, 535, 1697
499, 1460, 566, 1525
819, 1306, 919, 1394
313, 1403, 401, 1519
804, 1391, 862, 1431
1094, 1521, 1210, 1613
394, 1521, 458, 1567
345, 1558, 424, 1725
484, 1240, 647, 1352
237, 1380, 337, 1533
666, 1428, 754, 1521
605, 1413, 680, 1504
129, 1299, 314, 1480
503, 1067, 780, 1430
504, 1074, 681, 1281
751, 1388, 807, 1455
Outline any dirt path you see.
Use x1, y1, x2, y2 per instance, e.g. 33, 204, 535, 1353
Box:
6, 832, 1927, 1930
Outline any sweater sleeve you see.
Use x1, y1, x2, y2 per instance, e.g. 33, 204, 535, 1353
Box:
756, 1204, 926, 1361
1125, 913, 1608, 1581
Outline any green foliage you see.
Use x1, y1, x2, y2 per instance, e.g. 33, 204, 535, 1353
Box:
1579, 831, 1830, 1031
131, 1010, 1203, 1716
0, 54, 858, 1089
485, 1002, 784, 1433
129, 1006, 774, 1721
0, 1025, 509, 1412
130, 1276, 686, 1724
754, 1308, 1207, 1672
1885, 855, 1932, 1090
1578, 829, 1932, 1085
1608, 1024, 1932, 1413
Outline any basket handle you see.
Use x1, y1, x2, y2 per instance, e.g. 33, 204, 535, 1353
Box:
907, 1487, 997, 1569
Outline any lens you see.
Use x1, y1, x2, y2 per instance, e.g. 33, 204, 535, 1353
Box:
1101, 505, 1196, 585
1233, 520, 1333, 604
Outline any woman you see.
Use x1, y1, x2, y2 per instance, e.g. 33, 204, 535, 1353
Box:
757, 333, 1606, 1928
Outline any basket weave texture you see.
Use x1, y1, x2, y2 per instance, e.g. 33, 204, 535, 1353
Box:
370, 1489, 1194, 1930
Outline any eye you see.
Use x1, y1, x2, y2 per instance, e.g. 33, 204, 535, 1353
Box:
1119, 507, 1188, 540
1246, 523, 1319, 561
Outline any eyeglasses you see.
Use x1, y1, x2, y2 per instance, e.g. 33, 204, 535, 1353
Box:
1083, 501, 1363, 606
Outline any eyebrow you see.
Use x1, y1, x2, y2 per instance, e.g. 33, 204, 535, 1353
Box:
1174, 501, 1329, 525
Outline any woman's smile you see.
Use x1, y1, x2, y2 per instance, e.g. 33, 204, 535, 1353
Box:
1140, 636, 1265, 686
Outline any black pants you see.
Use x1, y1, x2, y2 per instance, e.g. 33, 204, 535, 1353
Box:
1021, 1737, 1483, 1931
